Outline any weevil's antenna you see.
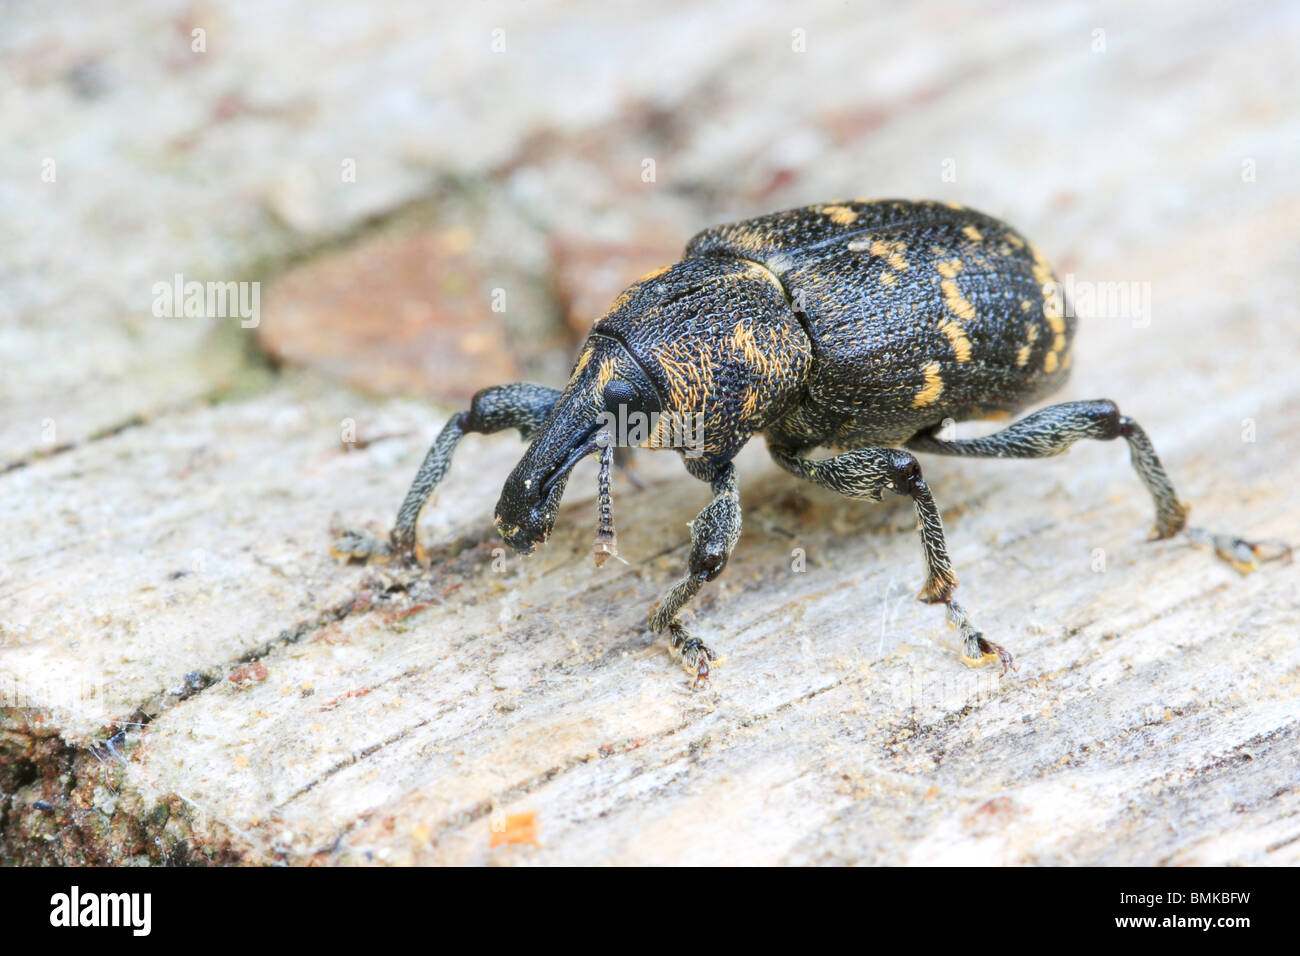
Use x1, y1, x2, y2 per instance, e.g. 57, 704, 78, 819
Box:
594, 433, 618, 567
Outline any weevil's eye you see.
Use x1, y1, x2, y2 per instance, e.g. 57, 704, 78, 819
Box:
602, 379, 640, 412
598, 366, 662, 418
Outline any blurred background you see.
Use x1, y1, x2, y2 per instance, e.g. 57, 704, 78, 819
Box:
4, 0, 1296, 453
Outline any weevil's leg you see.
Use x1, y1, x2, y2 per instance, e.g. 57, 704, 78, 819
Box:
332, 383, 561, 564
649, 462, 741, 685
906, 399, 1290, 571
769, 444, 1014, 675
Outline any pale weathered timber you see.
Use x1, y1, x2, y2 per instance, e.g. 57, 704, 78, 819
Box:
2, 0, 1298, 866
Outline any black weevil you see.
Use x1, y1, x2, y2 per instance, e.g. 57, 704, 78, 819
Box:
336, 199, 1290, 682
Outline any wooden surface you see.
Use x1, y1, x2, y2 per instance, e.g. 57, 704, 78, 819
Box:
2, 0, 1298, 865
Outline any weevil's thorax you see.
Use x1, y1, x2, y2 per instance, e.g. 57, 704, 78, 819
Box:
589, 257, 812, 466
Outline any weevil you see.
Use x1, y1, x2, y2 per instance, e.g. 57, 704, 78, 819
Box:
336, 199, 1290, 682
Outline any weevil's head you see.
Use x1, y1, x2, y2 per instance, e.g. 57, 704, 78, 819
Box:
494, 335, 661, 554
495, 255, 812, 554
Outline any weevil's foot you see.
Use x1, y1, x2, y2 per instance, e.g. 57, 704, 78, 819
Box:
1147, 502, 1192, 541
330, 526, 428, 567
666, 622, 715, 688
948, 600, 1017, 677
960, 635, 1016, 677
1185, 527, 1292, 575
330, 527, 395, 564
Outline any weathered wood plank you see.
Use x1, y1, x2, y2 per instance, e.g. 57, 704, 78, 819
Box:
3, 0, 1298, 865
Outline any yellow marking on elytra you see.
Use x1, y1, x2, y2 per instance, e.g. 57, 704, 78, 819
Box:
1006, 233, 1025, 249
1020, 299, 1033, 312
741, 387, 760, 418
936, 258, 963, 279
944, 201, 964, 210
1030, 242, 1059, 306
915, 358, 946, 403
1017, 323, 1039, 367
880, 270, 898, 287
913, 361, 945, 407
939, 319, 972, 362
870, 239, 909, 272
962, 225, 984, 242
821, 204, 859, 225
1030, 242, 1067, 369
940, 278, 977, 322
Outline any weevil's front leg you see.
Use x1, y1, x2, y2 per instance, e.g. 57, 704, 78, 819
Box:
649, 463, 741, 685
333, 383, 561, 564
906, 399, 1291, 572
769, 444, 1014, 675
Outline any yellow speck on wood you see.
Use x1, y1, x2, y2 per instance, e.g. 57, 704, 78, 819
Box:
490, 811, 540, 848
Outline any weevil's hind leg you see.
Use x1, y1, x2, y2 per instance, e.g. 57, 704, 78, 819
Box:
649, 462, 741, 686
1183, 528, 1292, 574
906, 399, 1290, 572
332, 383, 561, 565
769, 444, 1015, 675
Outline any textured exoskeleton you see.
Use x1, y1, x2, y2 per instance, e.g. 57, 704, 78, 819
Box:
340, 199, 1289, 682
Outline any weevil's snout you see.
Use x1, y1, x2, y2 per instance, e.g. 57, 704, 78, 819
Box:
493, 336, 659, 555
494, 466, 568, 555
494, 415, 602, 555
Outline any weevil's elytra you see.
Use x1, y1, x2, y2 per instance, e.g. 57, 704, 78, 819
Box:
339, 199, 1291, 683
